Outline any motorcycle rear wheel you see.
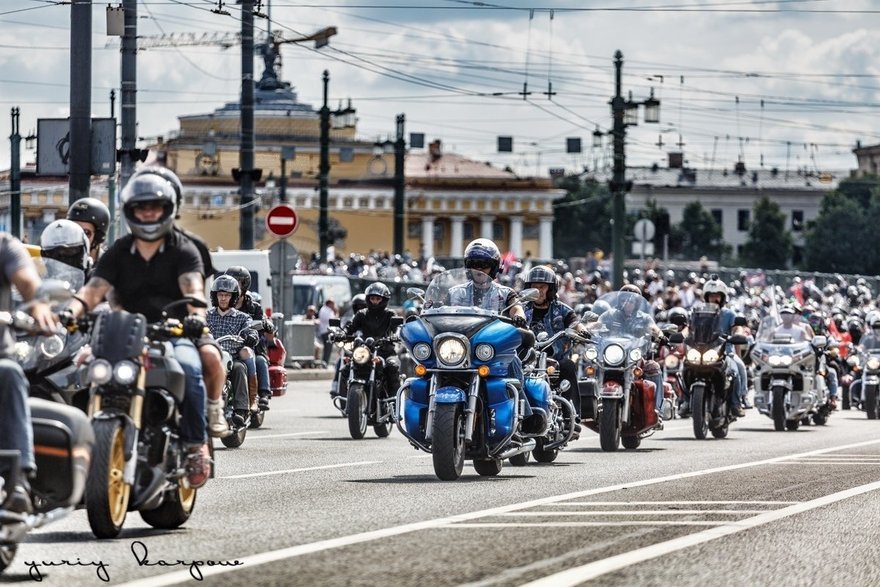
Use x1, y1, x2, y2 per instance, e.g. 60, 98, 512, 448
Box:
533, 438, 559, 462
711, 423, 729, 439
473, 458, 503, 476
772, 386, 786, 431
140, 481, 197, 530
0, 543, 17, 573
373, 422, 392, 438
599, 398, 620, 451
86, 418, 131, 539
347, 384, 368, 440
813, 412, 828, 426
621, 435, 641, 450
691, 384, 709, 440
785, 418, 800, 431
509, 451, 531, 466
221, 422, 247, 448
249, 410, 265, 429
432, 403, 465, 481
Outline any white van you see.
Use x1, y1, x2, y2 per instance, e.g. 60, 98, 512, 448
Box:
212, 250, 274, 314
288, 274, 352, 317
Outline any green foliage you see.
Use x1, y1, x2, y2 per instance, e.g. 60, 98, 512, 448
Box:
804, 191, 875, 273
552, 177, 613, 259
676, 201, 730, 260
740, 196, 792, 269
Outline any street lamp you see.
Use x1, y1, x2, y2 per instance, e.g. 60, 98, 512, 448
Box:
609, 50, 660, 289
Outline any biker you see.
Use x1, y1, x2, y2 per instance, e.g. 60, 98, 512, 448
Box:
0, 233, 59, 519
206, 275, 258, 426
225, 265, 272, 411
805, 310, 840, 409
339, 283, 401, 399
39, 219, 91, 289
66, 174, 214, 488
66, 197, 110, 266
691, 278, 746, 417
773, 306, 810, 342
596, 284, 667, 419
522, 265, 585, 417
850, 314, 880, 406
131, 165, 229, 438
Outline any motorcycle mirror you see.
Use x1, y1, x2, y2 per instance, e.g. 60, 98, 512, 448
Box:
329, 318, 341, 328
536, 331, 550, 342
519, 288, 540, 303
407, 287, 425, 301
668, 332, 685, 344
391, 316, 404, 329
365, 337, 375, 347
728, 334, 748, 345
559, 379, 571, 392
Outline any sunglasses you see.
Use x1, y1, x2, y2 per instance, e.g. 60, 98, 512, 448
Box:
469, 261, 492, 270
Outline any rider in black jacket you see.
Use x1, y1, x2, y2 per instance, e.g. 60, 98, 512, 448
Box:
341, 282, 401, 397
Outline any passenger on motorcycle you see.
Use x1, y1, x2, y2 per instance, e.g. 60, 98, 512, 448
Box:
66, 197, 110, 267
66, 174, 215, 487
522, 265, 585, 416
39, 219, 91, 290
339, 283, 401, 398
0, 233, 59, 518
596, 284, 667, 418
699, 278, 747, 417
225, 265, 272, 411
206, 275, 258, 425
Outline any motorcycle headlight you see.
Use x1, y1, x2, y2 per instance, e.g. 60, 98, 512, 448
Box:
702, 349, 720, 364
686, 348, 702, 363
474, 343, 494, 362
437, 337, 467, 366
88, 359, 113, 385
585, 346, 598, 361
113, 360, 139, 385
412, 343, 432, 361
664, 354, 680, 369
39, 334, 65, 359
352, 346, 371, 364
14, 340, 35, 364
769, 355, 782, 366
867, 358, 880, 370
603, 344, 625, 366
780, 355, 793, 366
629, 348, 642, 362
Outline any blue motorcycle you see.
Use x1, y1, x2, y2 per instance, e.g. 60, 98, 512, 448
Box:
396, 268, 545, 480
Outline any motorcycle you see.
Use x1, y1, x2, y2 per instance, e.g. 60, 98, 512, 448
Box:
582, 291, 662, 451
329, 318, 403, 440
857, 348, 880, 419
0, 302, 95, 573
657, 323, 685, 420
396, 268, 542, 480
751, 316, 833, 430
510, 328, 581, 465
680, 304, 748, 440
83, 298, 211, 539
213, 333, 254, 448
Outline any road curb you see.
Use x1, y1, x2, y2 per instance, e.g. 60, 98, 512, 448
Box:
286, 368, 335, 381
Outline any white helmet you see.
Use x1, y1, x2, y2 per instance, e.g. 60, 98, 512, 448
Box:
40, 219, 90, 272
702, 275, 727, 305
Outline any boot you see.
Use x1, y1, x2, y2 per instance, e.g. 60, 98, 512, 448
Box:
207, 399, 231, 438
248, 374, 259, 412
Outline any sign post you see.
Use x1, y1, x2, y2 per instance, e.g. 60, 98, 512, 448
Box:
265, 205, 299, 320
633, 218, 655, 264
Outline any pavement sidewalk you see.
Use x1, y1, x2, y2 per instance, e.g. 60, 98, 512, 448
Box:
286, 368, 335, 381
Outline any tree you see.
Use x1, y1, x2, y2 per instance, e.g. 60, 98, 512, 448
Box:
676, 201, 729, 261
552, 177, 614, 259
803, 191, 874, 273
740, 196, 792, 269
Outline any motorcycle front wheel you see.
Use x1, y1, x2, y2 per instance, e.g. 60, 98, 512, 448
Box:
432, 403, 465, 481
347, 384, 368, 439
86, 418, 132, 539
140, 481, 197, 530
0, 543, 17, 573
772, 386, 787, 431
865, 385, 878, 420
691, 384, 709, 440
599, 398, 620, 451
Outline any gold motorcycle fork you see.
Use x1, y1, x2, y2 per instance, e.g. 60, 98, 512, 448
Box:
129, 363, 147, 429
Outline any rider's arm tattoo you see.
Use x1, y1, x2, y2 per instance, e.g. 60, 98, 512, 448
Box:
78, 276, 112, 313
178, 271, 207, 316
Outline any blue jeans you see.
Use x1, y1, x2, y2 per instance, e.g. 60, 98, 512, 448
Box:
650, 372, 665, 411
0, 359, 34, 473
727, 353, 747, 405
256, 355, 270, 393
172, 339, 207, 446
826, 368, 839, 398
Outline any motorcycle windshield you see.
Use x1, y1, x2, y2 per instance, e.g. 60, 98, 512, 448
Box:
42, 259, 85, 292
689, 305, 721, 345
423, 268, 509, 316
756, 315, 809, 344
591, 291, 654, 353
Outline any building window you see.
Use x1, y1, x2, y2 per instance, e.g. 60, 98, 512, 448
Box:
433, 224, 444, 242
711, 209, 723, 227
792, 210, 804, 231
792, 245, 803, 265
737, 209, 750, 231
736, 244, 746, 259
407, 221, 420, 238
493, 221, 504, 240
523, 223, 539, 239
463, 222, 474, 240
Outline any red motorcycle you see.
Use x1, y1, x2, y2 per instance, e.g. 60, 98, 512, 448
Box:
658, 336, 685, 420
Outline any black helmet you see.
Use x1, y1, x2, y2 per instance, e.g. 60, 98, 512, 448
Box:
524, 265, 558, 301
120, 174, 177, 241
463, 238, 501, 278
667, 306, 689, 329
132, 166, 184, 219
225, 265, 252, 294
364, 282, 391, 312
351, 293, 367, 313
210, 274, 241, 307
66, 197, 110, 246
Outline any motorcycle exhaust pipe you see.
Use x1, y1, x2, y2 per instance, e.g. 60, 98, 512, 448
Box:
497, 438, 536, 461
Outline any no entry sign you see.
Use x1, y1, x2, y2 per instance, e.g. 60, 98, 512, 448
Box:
265, 204, 299, 238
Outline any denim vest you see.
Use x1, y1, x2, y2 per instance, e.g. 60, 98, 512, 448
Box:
524, 301, 574, 358
448, 281, 513, 312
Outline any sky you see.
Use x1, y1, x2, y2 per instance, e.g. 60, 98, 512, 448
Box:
2, 0, 880, 180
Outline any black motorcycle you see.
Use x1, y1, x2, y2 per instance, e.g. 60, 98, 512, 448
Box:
214, 333, 254, 448
83, 298, 211, 539
329, 317, 403, 440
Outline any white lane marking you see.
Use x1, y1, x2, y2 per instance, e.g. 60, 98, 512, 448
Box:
520, 478, 880, 587
115, 438, 880, 587
770, 461, 880, 465
239, 431, 329, 441
551, 501, 797, 506
449, 521, 732, 528
220, 461, 381, 480
497, 510, 767, 516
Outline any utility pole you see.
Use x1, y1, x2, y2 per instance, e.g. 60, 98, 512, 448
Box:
393, 113, 406, 256
237, 0, 258, 249
108, 90, 117, 243
119, 0, 138, 191
9, 108, 21, 238
318, 70, 330, 259
610, 51, 627, 289
69, 0, 92, 204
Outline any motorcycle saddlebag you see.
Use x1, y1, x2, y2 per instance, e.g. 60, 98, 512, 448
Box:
29, 398, 95, 508
269, 365, 287, 396
630, 380, 658, 431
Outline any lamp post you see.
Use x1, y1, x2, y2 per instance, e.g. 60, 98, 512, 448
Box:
9, 108, 21, 238
393, 113, 406, 256
318, 70, 330, 259
609, 50, 660, 288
